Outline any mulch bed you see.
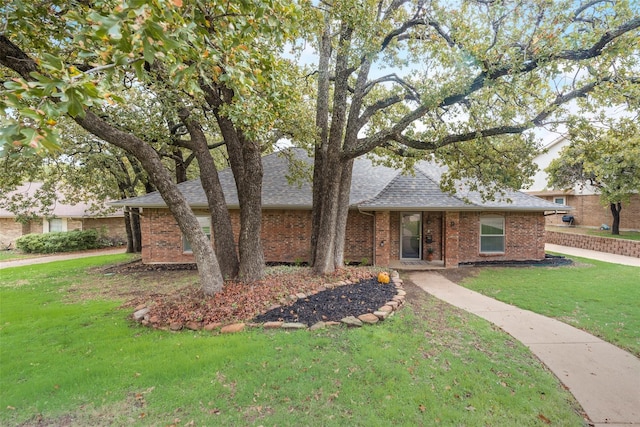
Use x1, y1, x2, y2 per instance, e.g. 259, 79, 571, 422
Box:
253, 278, 397, 326
118, 263, 388, 329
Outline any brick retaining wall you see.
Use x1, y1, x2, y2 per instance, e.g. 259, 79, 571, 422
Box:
546, 230, 640, 258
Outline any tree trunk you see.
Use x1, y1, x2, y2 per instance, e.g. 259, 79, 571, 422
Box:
312, 151, 342, 274
311, 23, 353, 275
179, 111, 240, 279
123, 208, 135, 253
173, 148, 188, 183
610, 202, 622, 235
75, 111, 224, 295
310, 17, 332, 266
131, 207, 142, 252
332, 159, 355, 268
204, 86, 265, 281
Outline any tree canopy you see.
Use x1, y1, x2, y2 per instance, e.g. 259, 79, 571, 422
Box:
305, 0, 640, 273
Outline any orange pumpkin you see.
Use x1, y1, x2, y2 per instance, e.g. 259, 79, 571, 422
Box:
377, 271, 390, 284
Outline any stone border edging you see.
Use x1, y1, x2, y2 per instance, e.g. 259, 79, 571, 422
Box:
131, 270, 405, 333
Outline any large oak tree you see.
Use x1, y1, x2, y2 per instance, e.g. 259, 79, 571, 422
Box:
306, 0, 640, 273
1, 0, 300, 291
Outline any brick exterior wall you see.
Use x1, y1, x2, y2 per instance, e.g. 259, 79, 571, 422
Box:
142, 208, 373, 264
141, 208, 546, 266
546, 230, 640, 258
457, 211, 546, 263
0, 218, 22, 247
82, 217, 127, 241
444, 211, 460, 267
543, 194, 640, 230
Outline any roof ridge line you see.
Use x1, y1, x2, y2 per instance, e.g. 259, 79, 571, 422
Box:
356, 169, 404, 206
417, 167, 479, 208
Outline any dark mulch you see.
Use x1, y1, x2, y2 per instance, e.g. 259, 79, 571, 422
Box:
458, 254, 573, 268
253, 278, 397, 326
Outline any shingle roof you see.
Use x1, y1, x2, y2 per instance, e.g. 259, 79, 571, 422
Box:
113, 148, 567, 212
1, 183, 123, 218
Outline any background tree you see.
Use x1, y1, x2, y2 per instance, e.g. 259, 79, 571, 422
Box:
546, 117, 640, 235
304, 0, 639, 274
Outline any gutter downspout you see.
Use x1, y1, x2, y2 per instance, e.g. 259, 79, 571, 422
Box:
358, 208, 376, 266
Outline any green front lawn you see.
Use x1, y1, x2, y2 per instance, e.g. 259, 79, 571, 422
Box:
460, 257, 640, 357
0, 256, 585, 426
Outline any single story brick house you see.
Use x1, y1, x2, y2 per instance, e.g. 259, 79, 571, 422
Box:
0, 183, 126, 248
114, 149, 567, 268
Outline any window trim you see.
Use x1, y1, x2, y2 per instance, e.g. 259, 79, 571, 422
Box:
553, 196, 566, 205
479, 215, 505, 254
46, 217, 67, 233
182, 215, 212, 253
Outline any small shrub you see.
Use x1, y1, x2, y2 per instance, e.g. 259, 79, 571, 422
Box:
16, 230, 103, 254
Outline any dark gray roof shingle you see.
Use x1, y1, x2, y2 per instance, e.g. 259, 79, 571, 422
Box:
113, 148, 566, 212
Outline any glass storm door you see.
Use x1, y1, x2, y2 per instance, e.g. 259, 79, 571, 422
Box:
401, 212, 422, 260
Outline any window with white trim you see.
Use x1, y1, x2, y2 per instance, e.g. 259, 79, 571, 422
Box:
183, 216, 211, 252
554, 197, 566, 205
480, 216, 505, 253
48, 218, 65, 232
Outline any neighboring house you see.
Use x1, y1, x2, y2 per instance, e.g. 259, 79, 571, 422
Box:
526, 136, 640, 230
0, 183, 126, 248
113, 149, 565, 268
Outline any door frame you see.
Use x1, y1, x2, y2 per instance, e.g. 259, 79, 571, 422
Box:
400, 211, 422, 260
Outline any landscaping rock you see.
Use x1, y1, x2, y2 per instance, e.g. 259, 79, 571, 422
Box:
309, 321, 326, 330
373, 310, 389, 320
358, 313, 379, 324
221, 323, 245, 334
378, 305, 393, 313
341, 316, 363, 327
263, 321, 284, 329
133, 308, 149, 321
295, 293, 307, 300
169, 322, 183, 331
185, 321, 201, 331
204, 322, 222, 331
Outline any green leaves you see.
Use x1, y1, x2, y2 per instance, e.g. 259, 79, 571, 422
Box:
546, 117, 640, 207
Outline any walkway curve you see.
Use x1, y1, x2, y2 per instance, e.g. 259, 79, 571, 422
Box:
409, 271, 640, 427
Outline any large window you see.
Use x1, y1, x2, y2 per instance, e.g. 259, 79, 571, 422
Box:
183, 216, 211, 252
48, 218, 65, 233
480, 216, 505, 253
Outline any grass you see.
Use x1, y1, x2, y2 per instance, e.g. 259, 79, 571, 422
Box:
584, 229, 640, 240
459, 257, 640, 357
0, 255, 586, 426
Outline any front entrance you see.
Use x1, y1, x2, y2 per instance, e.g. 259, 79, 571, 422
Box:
401, 212, 422, 260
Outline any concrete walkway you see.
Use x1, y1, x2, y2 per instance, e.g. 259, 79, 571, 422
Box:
409, 271, 640, 427
0, 247, 127, 269
546, 243, 640, 267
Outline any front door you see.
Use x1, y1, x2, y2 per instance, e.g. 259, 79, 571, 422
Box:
401, 212, 422, 260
